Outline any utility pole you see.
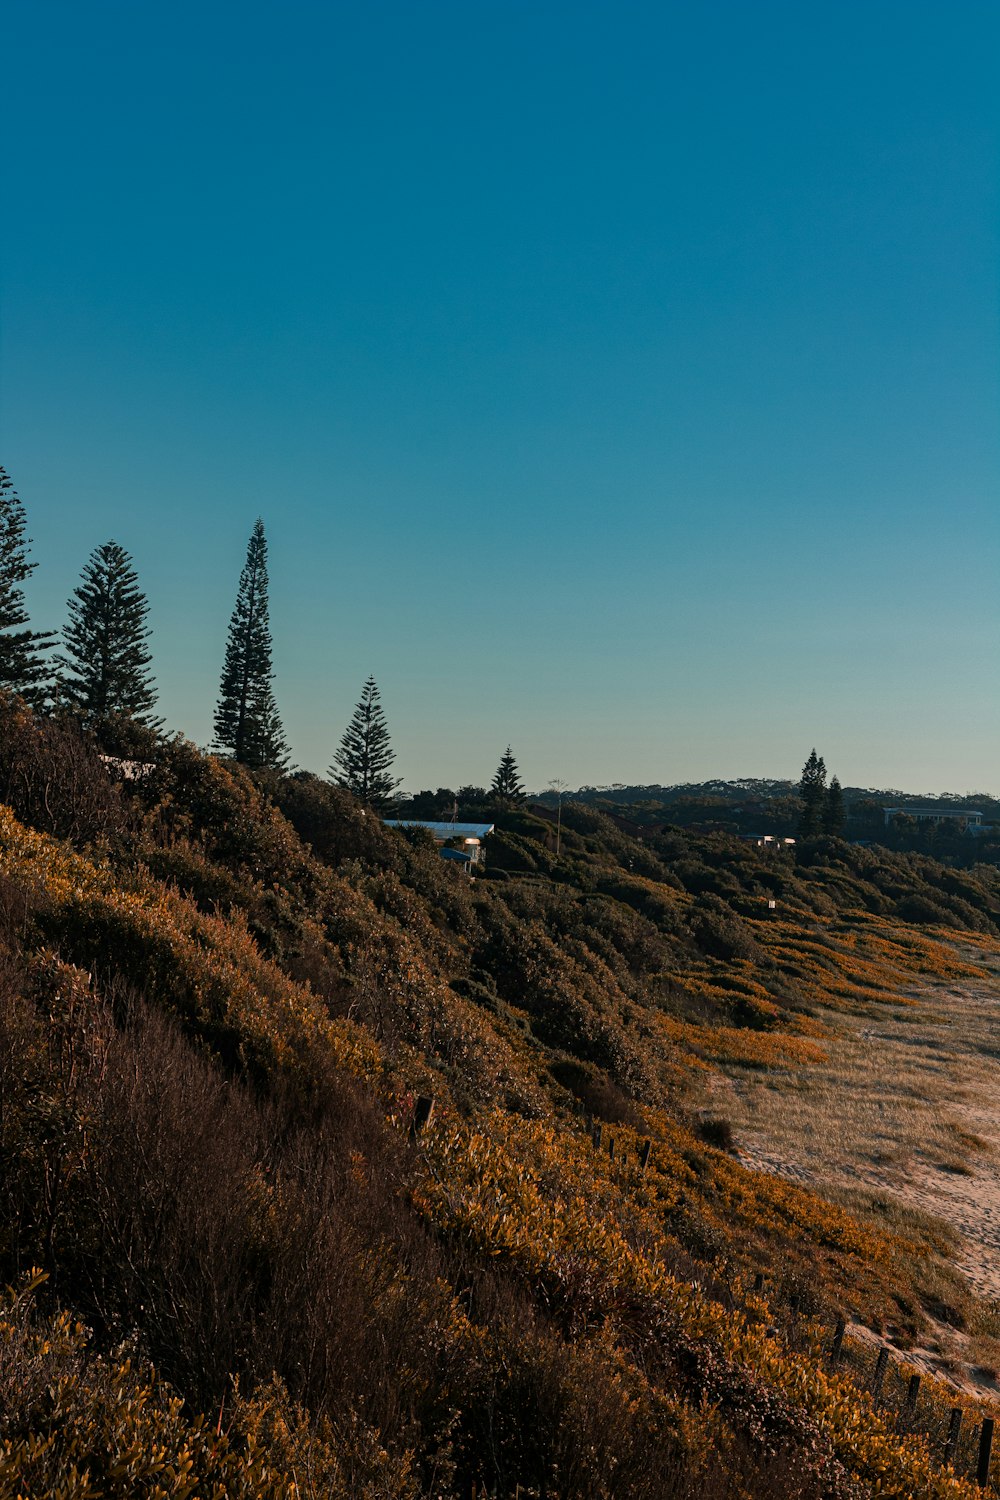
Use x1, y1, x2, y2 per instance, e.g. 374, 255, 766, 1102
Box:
548, 778, 569, 858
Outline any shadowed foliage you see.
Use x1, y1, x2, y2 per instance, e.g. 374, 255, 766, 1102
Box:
0, 705, 998, 1496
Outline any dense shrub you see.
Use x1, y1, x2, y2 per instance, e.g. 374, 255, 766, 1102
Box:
0, 692, 127, 846
485, 828, 541, 872
688, 894, 764, 963
895, 892, 959, 927
0, 1279, 420, 1500
697, 1116, 736, 1150
0, 711, 998, 1497
549, 1059, 647, 1127
271, 768, 395, 869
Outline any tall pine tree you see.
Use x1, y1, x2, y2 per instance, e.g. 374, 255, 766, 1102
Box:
490, 746, 525, 807
797, 748, 827, 837
214, 520, 288, 769
331, 676, 399, 807
56, 541, 159, 727
0, 466, 54, 700
823, 774, 845, 836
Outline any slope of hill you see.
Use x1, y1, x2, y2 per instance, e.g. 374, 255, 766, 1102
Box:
2, 698, 1000, 1497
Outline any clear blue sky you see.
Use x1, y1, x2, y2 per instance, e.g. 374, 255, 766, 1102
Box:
3, 1, 998, 794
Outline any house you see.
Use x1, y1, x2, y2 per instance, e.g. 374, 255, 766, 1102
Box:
99, 755, 155, 782
383, 820, 495, 866
438, 845, 475, 871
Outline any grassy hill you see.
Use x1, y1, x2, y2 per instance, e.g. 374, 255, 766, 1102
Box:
2, 696, 1000, 1497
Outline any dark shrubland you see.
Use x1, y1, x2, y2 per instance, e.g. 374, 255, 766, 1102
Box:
0, 701, 998, 1496
0, 694, 129, 845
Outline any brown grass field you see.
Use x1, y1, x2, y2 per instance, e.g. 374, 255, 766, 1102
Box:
707, 944, 1000, 1390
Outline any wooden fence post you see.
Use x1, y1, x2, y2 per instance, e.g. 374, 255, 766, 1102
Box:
977, 1418, 994, 1488
871, 1347, 889, 1404
829, 1317, 846, 1362
639, 1139, 651, 1172
944, 1407, 962, 1466
753, 1271, 765, 1295
903, 1373, 920, 1417
608, 1135, 615, 1161
593, 1123, 602, 1150
411, 1095, 435, 1138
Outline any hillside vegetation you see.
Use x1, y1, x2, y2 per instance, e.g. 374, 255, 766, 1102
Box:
507, 780, 1000, 866
2, 697, 1000, 1497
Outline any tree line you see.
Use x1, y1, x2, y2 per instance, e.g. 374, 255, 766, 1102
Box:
798, 748, 844, 837
0, 468, 529, 811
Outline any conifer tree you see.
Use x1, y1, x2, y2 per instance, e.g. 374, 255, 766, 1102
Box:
797, 748, 827, 837
56, 541, 159, 727
331, 676, 399, 807
490, 745, 526, 807
214, 520, 288, 769
823, 774, 845, 836
0, 466, 54, 700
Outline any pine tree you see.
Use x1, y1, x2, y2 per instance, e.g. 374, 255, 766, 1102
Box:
214, 520, 288, 769
797, 748, 827, 837
330, 676, 399, 807
0, 466, 54, 699
56, 541, 159, 727
823, 774, 845, 836
490, 746, 525, 807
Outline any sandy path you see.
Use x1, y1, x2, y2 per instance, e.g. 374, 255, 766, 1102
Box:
714, 973, 1000, 1302
710, 972, 1000, 1391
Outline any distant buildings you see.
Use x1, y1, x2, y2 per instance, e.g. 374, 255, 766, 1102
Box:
882, 807, 984, 831
740, 834, 796, 849
383, 819, 495, 869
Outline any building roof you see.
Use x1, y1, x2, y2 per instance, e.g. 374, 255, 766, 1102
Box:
439, 845, 474, 863
384, 820, 495, 839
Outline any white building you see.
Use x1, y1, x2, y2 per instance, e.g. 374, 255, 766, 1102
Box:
383, 820, 495, 865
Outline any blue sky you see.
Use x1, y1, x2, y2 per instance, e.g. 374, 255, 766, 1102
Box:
3, 1, 998, 793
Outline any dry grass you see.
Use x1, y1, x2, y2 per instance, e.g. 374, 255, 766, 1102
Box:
703, 953, 1000, 1388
